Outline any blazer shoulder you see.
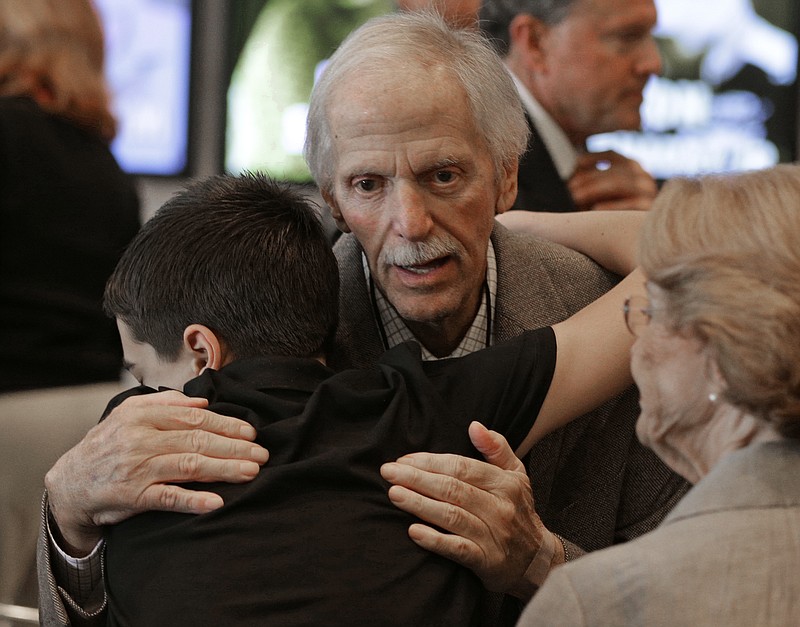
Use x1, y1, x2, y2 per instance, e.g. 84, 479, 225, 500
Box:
493, 225, 617, 297
490, 224, 619, 339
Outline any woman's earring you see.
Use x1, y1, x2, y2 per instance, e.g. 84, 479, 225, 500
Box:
708, 392, 718, 403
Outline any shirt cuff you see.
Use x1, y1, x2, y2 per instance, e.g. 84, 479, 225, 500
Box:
47, 510, 105, 608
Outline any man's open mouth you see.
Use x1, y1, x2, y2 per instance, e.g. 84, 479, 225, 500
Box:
397, 256, 449, 275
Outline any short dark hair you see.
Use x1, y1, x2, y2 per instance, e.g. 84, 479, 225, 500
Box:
479, 0, 577, 57
104, 173, 339, 361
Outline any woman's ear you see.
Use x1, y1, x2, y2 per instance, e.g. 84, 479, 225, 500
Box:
705, 351, 728, 400
183, 324, 228, 376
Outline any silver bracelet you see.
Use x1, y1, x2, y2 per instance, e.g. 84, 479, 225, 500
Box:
554, 533, 575, 563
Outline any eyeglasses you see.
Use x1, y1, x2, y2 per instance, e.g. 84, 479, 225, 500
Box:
623, 294, 652, 337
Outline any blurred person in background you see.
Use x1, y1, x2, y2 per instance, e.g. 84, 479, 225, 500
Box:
0, 0, 140, 613
480, 0, 661, 213
0, 0, 141, 392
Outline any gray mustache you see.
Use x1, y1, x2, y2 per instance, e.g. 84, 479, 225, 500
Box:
380, 237, 463, 267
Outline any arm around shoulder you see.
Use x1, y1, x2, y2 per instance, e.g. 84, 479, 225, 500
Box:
496, 210, 644, 276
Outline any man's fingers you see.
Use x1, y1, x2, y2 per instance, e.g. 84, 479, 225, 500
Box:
127, 389, 209, 408
102, 396, 269, 463
146, 451, 262, 485
381, 423, 524, 495
168, 406, 260, 441
406, 523, 482, 571
87, 455, 260, 527
45, 391, 273, 552
163, 427, 269, 464
138, 484, 225, 516
386, 484, 485, 538
468, 421, 525, 473
574, 150, 638, 172
569, 151, 657, 212
382, 427, 544, 595
382, 452, 511, 496
569, 169, 650, 197
119, 392, 260, 441
382, 461, 488, 503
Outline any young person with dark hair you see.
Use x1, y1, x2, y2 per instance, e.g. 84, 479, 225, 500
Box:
104, 173, 339, 373
97, 172, 640, 626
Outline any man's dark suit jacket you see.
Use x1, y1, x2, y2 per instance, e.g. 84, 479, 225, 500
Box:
514, 114, 578, 213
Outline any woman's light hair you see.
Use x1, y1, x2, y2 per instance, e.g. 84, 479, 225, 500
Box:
304, 9, 529, 195
641, 164, 800, 438
0, 0, 116, 140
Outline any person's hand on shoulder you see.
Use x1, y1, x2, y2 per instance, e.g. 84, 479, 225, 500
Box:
45, 390, 269, 556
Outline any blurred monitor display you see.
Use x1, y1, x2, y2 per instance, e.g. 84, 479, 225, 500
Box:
588, 0, 799, 179
94, 0, 193, 176
224, 0, 393, 183
223, 0, 798, 182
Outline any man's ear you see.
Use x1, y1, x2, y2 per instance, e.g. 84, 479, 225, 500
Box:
508, 13, 551, 73
495, 159, 519, 215
183, 324, 228, 376
321, 189, 351, 234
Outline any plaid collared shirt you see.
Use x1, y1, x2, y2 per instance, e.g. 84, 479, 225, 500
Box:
48, 504, 105, 612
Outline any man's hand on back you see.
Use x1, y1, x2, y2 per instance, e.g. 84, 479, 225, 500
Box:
45, 390, 269, 556
380, 422, 562, 601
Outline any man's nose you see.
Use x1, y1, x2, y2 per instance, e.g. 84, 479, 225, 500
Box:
390, 184, 434, 241
636, 36, 662, 77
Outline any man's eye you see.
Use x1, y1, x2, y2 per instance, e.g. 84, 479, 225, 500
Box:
613, 30, 648, 49
434, 170, 455, 183
356, 179, 378, 192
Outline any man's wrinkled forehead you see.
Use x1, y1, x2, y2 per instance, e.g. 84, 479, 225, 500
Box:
328, 62, 468, 127
336, 59, 452, 94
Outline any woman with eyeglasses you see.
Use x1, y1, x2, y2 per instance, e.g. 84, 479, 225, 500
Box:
510, 164, 800, 626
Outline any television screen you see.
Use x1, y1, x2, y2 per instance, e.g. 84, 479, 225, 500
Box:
94, 0, 194, 177
224, 0, 394, 182
588, 0, 799, 179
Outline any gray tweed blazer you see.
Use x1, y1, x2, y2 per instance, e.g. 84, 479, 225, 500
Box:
331, 224, 688, 556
